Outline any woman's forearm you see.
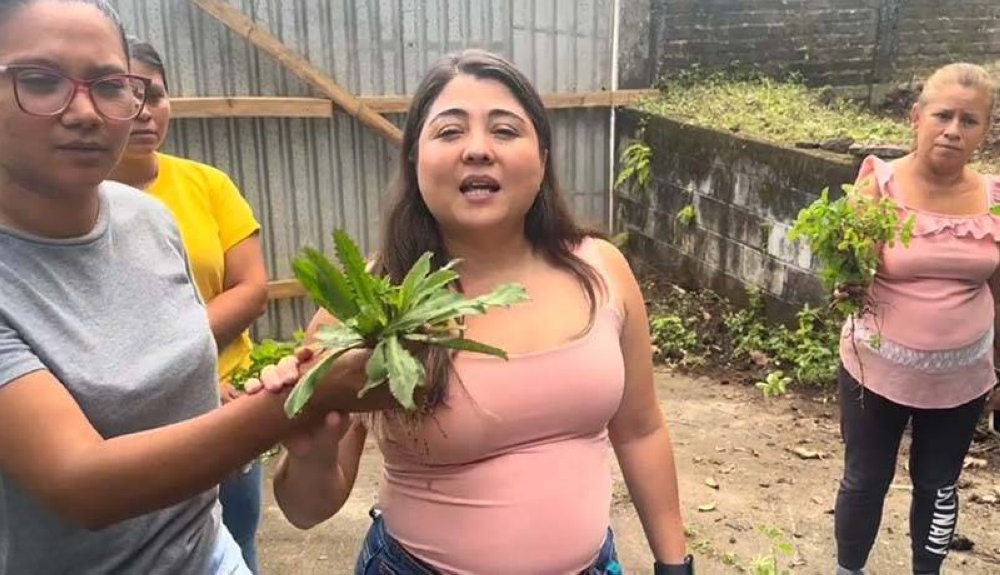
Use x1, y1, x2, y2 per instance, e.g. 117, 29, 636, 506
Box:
273, 455, 350, 529
65, 389, 306, 530
613, 425, 688, 564
274, 418, 369, 529
206, 283, 267, 350
54, 351, 385, 530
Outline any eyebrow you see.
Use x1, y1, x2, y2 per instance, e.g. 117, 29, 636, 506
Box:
429, 108, 528, 125
5, 57, 128, 78
933, 107, 984, 118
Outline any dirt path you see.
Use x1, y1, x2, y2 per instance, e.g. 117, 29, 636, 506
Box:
258, 370, 1000, 574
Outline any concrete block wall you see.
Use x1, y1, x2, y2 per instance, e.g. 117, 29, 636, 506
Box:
614, 109, 860, 320
619, 0, 1000, 96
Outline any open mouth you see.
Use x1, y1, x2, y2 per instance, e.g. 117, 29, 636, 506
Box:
459, 175, 501, 196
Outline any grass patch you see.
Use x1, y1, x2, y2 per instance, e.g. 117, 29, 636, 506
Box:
637, 71, 999, 174
640, 72, 912, 146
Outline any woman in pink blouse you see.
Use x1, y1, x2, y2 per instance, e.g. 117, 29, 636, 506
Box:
256, 50, 692, 575
835, 63, 998, 575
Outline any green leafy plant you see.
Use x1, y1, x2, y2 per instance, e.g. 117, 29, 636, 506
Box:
783, 304, 839, 385
789, 184, 915, 317
787, 184, 915, 385
756, 371, 791, 399
749, 525, 796, 575
724, 287, 772, 360
676, 204, 697, 228
229, 332, 305, 392
286, 230, 529, 417
726, 288, 839, 388
614, 141, 652, 192
650, 314, 703, 367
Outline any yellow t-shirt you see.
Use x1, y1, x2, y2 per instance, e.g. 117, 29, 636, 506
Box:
146, 152, 261, 384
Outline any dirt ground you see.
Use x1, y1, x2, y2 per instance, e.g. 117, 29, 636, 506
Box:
257, 370, 1000, 574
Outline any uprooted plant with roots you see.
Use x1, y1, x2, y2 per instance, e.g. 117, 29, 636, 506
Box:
788, 182, 916, 382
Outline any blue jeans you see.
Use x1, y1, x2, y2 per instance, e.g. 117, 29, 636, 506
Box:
355, 510, 622, 575
220, 461, 263, 574
207, 522, 253, 575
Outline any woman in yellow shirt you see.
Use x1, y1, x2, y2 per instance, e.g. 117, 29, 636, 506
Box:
109, 39, 269, 574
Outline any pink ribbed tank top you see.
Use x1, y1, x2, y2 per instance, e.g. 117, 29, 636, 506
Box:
374, 238, 626, 575
840, 155, 1000, 408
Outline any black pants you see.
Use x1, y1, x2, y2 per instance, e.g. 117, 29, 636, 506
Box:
835, 367, 987, 574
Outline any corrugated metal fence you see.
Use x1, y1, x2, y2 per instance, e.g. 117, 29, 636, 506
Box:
109, 0, 616, 339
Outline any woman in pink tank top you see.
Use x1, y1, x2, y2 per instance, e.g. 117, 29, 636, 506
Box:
265, 50, 692, 575
833, 63, 998, 575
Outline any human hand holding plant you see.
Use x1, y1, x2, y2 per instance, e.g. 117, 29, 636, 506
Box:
787, 182, 915, 386
243, 229, 529, 418
832, 281, 867, 306
243, 346, 372, 402
229, 335, 305, 393
789, 183, 915, 318
243, 348, 359, 468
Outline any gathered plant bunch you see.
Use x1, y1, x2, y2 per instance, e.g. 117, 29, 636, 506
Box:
279, 230, 529, 418
788, 181, 915, 385
789, 181, 915, 319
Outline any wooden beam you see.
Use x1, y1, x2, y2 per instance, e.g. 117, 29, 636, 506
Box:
362, 89, 657, 113
171, 97, 333, 118
543, 89, 656, 109
361, 95, 414, 114
267, 279, 306, 301
171, 90, 659, 118
186, 0, 402, 145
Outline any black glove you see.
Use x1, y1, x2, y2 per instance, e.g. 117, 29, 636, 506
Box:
654, 555, 694, 575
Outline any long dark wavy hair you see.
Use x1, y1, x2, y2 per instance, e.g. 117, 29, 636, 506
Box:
372, 49, 605, 413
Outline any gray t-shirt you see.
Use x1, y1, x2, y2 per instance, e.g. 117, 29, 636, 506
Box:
0, 182, 222, 574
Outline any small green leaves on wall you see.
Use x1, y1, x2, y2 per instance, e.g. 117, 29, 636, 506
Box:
615, 141, 652, 193
677, 204, 698, 228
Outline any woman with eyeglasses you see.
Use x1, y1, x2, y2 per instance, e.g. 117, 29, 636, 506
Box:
0, 1, 382, 573
108, 39, 269, 575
